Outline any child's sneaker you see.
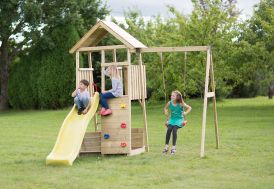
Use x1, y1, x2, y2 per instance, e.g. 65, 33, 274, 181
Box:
100, 107, 106, 115
162, 148, 168, 155
101, 109, 112, 116
182, 120, 188, 127
78, 107, 85, 115
171, 148, 176, 155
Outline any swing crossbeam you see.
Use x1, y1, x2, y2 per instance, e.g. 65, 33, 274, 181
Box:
140, 46, 209, 53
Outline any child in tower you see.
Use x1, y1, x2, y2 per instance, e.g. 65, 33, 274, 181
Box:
100, 65, 123, 116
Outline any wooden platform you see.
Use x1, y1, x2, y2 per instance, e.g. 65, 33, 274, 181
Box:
80, 132, 101, 154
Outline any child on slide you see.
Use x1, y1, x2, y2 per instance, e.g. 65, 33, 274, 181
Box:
71, 79, 91, 115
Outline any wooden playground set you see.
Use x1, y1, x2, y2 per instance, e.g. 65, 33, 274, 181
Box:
46, 20, 219, 165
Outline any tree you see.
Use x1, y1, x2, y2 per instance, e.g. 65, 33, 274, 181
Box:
0, 0, 108, 110
0, 1, 43, 109
119, 0, 240, 99
228, 0, 274, 97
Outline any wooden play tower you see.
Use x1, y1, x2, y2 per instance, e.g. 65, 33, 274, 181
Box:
69, 21, 149, 156
69, 20, 219, 157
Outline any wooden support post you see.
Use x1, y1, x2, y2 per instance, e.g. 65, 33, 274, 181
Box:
137, 50, 149, 152
160, 52, 167, 103
127, 49, 132, 153
101, 50, 105, 91
201, 48, 211, 158
113, 49, 117, 62
76, 51, 80, 87
88, 52, 92, 68
210, 51, 220, 149
88, 52, 97, 131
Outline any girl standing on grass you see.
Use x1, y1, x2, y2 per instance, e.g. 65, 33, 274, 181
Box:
100, 65, 123, 116
163, 90, 192, 155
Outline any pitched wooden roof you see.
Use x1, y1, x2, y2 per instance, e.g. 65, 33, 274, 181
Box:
69, 20, 147, 53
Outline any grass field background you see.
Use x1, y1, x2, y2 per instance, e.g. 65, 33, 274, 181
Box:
0, 97, 273, 189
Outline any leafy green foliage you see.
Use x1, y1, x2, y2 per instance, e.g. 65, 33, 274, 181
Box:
113, 0, 273, 100
7, 0, 108, 109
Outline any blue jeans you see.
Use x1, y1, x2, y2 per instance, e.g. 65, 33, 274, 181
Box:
74, 96, 89, 109
100, 92, 115, 109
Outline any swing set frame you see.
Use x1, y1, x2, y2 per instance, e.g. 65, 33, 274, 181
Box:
141, 45, 219, 158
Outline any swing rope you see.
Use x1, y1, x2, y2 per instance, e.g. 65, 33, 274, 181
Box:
160, 52, 167, 103
160, 52, 188, 102
183, 51, 187, 98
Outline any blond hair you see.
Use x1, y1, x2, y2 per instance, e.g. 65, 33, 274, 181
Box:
106, 65, 120, 79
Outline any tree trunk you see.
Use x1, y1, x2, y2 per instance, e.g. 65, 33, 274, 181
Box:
0, 42, 10, 110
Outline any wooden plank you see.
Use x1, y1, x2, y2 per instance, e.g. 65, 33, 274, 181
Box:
210, 51, 220, 149
113, 49, 117, 62
80, 147, 101, 153
101, 62, 130, 67
77, 45, 127, 52
130, 66, 135, 99
143, 66, 147, 98
101, 50, 105, 91
101, 128, 130, 135
101, 147, 129, 154
207, 92, 215, 98
131, 142, 144, 148
83, 132, 101, 136
81, 131, 101, 153
101, 109, 129, 120
82, 142, 101, 147
131, 129, 144, 148
131, 128, 144, 133
78, 68, 94, 71
88, 52, 92, 68
124, 50, 130, 96
76, 51, 80, 87
101, 116, 130, 125
201, 49, 211, 158
124, 66, 128, 95
101, 141, 130, 148
137, 51, 149, 152
102, 137, 129, 142
101, 120, 130, 127
130, 65, 147, 100
128, 147, 145, 156
131, 133, 143, 139
105, 95, 129, 108
140, 46, 209, 53
135, 66, 140, 99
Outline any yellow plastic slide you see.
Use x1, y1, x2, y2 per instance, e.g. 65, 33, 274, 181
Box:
46, 92, 99, 166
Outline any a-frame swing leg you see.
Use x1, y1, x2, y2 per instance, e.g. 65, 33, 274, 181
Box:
200, 48, 211, 158
209, 52, 219, 149
201, 48, 220, 158
137, 51, 149, 152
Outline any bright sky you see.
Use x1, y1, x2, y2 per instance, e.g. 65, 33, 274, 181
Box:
105, 0, 260, 21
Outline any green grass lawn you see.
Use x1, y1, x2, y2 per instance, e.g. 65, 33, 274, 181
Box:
0, 97, 273, 189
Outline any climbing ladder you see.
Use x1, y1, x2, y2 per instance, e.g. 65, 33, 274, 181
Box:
101, 96, 131, 154
80, 95, 145, 155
